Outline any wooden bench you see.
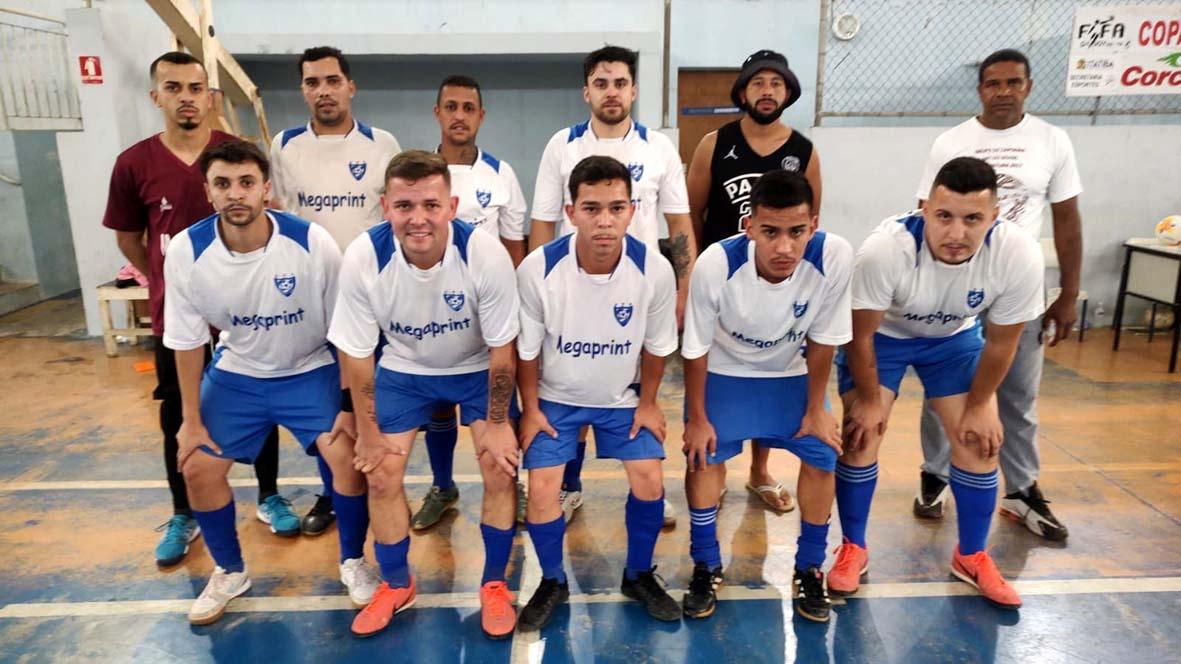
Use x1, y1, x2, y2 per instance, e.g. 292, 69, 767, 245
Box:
96, 280, 152, 357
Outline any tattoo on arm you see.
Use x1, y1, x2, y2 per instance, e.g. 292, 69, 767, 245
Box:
360, 380, 377, 424
488, 368, 514, 424
669, 232, 690, 280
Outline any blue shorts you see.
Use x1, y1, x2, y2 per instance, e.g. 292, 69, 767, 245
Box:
523, 400, 665, 470
692, 373, 836, 472
836, 326, 984, 399
200, 362, 339, 463
375, 368, 517, 434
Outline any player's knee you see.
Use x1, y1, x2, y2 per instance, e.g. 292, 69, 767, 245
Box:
798, 462, 832, 485
527, 470, 561, 504
366, 462, 405, 500
628, 464, 664, 501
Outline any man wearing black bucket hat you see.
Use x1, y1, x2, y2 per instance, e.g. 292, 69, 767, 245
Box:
685, 49, 822, 514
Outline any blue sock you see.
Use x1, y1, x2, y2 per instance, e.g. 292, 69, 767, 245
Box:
950, 466, 998, 555
192, 501, 244, 573
425, 413, 458, 491
795, 519, 830, 572
480, 523, 516, 584
374, 537, 411, 588
333, 491, 368, 562
625, 492, 664, 580
562, 441, 587, 492
526, 516, 567, 583
689, 505, 722, 570
835, 461, 878, 548
315, 454, 334, 499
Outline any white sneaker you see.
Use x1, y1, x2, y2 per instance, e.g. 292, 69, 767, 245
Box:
340, 557, 381, 607
559, 489, 583, 523
662, 498, 677, 528
189, 566, 251, 625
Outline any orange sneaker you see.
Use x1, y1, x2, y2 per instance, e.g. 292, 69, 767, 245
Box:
351, 578, 417, 637
827, 539, 868, 596
951, 547, 1022, 609
479, 581, 517, 639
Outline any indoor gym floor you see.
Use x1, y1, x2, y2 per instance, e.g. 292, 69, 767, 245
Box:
1, 296, 1179, 663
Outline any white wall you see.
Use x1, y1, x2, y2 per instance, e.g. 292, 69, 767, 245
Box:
814, 125, 1181, 320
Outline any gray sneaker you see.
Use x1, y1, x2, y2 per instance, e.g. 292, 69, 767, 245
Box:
411, 485, 459, 530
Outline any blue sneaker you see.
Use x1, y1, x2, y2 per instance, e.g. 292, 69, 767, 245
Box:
155, 515, 200, 567
256, 494, 300, 537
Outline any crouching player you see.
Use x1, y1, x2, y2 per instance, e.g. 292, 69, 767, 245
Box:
328, 150, 522, 639
165, 140, 375, 624
516, 156, 680, 630
680, 170, 852, 622
831, 157, 1042, 609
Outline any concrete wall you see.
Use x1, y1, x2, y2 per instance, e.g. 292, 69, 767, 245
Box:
14, 131, 78, 297
0, 132, 36, 283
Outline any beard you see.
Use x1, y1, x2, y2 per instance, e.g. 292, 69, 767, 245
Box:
746, 99, 788, 125
219, 203, 264, 227
591, 103, 630, 126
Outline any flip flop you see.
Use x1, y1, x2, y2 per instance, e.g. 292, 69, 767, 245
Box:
745, 482, 796, 514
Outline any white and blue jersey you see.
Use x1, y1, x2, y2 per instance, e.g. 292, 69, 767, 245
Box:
448, 148, 527, 242
269, 119, 401, 250
531, 119, 689, 248
852, 212, 1044, 340
517, 235, 678, 408
681, 231, 853, 377
328, 219, 520, 375
162, 210, 340, 379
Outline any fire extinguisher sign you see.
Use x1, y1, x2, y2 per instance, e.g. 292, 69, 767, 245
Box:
79, 56, 103, 84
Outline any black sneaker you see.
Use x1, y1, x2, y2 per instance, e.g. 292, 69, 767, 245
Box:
621, 567, 681, 622
792, 567, 831, 623
301, 493, 336, 536
518, 578, 569, 631
913, 471, 950, 519
682, 563, 724, 619
1000, 482, 1069, 541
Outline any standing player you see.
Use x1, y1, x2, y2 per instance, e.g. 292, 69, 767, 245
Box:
103, 52, 291, 568
831, 157, 1042, 608
517, 156, 680, 630
911, 50, 1080, 541
329, 151, 522, 640
529, 45, 694, 525
680, 170, 851, 623
269, 46, 402, 536
684, 49, 822, 514
411, 74, 529, 531
165, 141, 376, 624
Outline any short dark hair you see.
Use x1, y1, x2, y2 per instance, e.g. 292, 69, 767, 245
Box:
149, 51, 204, 81
568, 156, 632, 202
583, 45, 637, 82
437, 74, 483, 107
978, 49, 1031, 83
384, 150, 451, 189
749, 170, 815, 215
299, 46, 350, 80
199, 140, 270, 181
931, 157, 997, 196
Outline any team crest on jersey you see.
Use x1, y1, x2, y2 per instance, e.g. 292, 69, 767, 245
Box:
614, 303, 634, 327
476, 189, 492, 208
793, 300, 809, 318
443, 291, 465, 312
627, 162, 644, 182
967, 288, 985, 308
781, 156, 801, 172
348, 161, 367, 181
273, 274, 297, 297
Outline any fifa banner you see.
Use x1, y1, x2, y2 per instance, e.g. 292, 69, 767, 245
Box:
1066, 4, 1181, 96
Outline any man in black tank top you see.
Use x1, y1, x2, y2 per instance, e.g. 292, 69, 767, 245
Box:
685, 50, 823, 512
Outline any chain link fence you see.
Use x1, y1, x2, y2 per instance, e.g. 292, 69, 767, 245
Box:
815, 0, 1181, 124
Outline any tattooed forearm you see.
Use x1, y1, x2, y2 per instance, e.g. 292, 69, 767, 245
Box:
360, 380, 377, 424
488, 368, 514, 424
669, 232, 690, 280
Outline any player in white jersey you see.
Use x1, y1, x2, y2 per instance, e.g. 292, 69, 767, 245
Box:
516, 156, 680, 631
831, 157, 1043, 610
268, 46, 402, 536
912, 50, 1081, 541
164, 141, 376, 625
679, 171, 851, 623
329, 151, 522, 640
529, 45, 695, 525
410, 74, 530, 531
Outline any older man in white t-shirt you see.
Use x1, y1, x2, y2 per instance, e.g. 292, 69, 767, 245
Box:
912, 49, 1082, 542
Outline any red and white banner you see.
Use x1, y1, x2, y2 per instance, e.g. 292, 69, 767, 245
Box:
1066, 5, 1181, 96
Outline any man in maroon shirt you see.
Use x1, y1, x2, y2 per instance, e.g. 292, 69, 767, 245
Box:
103, 52, 296, 567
